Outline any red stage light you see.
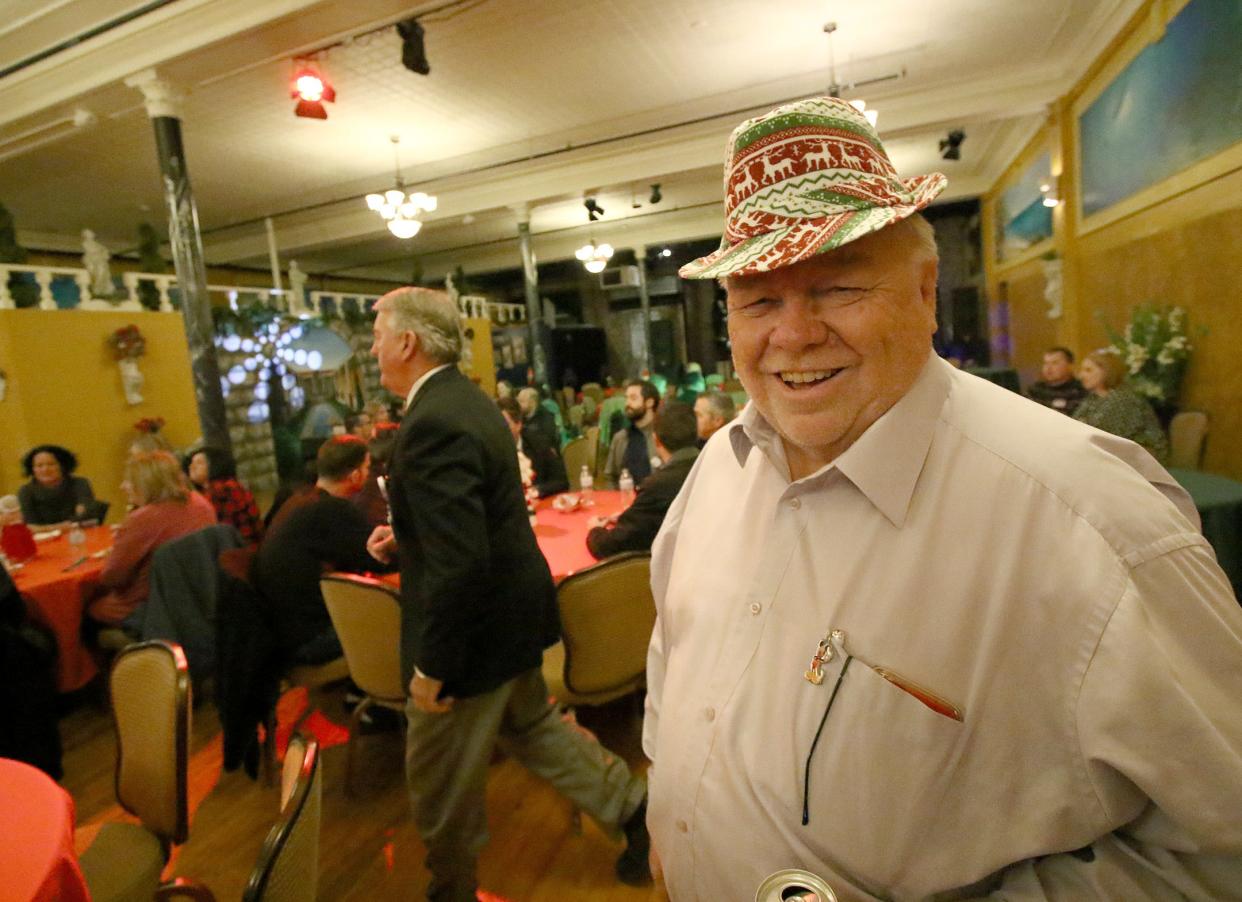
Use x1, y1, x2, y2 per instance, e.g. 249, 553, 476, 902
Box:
291, 67, 335, 119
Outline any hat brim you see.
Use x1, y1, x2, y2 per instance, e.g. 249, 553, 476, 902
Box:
679, 172, 947, 280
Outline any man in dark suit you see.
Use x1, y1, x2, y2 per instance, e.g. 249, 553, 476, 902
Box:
365, 287, 649, 901
586, 402, 699, 559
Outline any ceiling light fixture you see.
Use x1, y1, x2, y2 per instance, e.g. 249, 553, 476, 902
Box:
649, 184, 662, 204
939, 129, 965, 161
397, 18, 430, 75
291, 60, 335, 119
823, 21, 900, 129
576, 240, 613, 274
366, 135, 437, 240
584, 197, 604, 221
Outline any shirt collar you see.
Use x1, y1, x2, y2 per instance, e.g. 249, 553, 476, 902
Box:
728, 353, 950, 527
404, 364, 453, 411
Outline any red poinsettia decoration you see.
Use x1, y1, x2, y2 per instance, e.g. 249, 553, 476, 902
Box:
107, 324, 146, 360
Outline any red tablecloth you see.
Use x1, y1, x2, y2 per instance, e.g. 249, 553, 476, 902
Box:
12, 526, 112, 692
377, 490, 629, 590
533, 490, 628, 582
0, 758, 90, 902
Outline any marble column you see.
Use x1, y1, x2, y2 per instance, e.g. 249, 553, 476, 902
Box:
125, 69, 230, 454
511, 203, 548, 386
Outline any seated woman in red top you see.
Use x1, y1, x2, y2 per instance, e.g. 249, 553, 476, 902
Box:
88, 451, 216, 625
184, 446, 263, 546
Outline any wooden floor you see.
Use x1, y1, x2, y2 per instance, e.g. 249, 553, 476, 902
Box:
59, 681, 665, 901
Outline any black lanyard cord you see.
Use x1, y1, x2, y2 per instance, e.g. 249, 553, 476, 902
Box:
802, 655, 852, 826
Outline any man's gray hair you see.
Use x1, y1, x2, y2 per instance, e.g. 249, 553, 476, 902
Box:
895, 212, 939, 263
379, 287, 462, 365
701, 390, 736, 423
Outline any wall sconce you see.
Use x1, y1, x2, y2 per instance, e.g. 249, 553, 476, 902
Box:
1040, 176, 1061, 208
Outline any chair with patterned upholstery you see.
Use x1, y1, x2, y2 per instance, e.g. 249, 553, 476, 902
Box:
320, 574, 407, 793
243, 734, 322, 902
541, 552, 655, 707
75, 640, 213, 901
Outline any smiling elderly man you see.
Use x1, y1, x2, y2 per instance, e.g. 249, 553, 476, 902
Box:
643, 96, 1242, 901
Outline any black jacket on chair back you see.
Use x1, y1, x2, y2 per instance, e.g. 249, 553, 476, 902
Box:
389, 367, 559, 698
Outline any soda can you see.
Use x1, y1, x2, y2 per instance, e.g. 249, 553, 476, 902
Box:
755, 868, 837, 902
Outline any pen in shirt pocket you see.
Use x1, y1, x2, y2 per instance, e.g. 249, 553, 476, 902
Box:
805, 629, 964, 722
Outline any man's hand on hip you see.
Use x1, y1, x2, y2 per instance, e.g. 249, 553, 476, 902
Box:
409, 673, 454, 714
367, 524, 397, 563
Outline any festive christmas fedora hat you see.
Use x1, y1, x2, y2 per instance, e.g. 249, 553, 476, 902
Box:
679, 95, 947, 280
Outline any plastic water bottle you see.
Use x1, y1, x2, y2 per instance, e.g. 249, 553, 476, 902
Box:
618, 468, 635, 500
579, 465, 594, 500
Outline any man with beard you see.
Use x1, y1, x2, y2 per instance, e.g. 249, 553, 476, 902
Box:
603, 379, 660, 487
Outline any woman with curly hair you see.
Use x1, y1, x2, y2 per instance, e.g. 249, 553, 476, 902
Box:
17, 444, 100, 526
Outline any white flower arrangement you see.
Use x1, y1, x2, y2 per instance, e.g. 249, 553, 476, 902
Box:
1106, 304, 1193, 405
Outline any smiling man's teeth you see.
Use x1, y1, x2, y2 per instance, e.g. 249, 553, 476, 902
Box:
779, 369, 840, 384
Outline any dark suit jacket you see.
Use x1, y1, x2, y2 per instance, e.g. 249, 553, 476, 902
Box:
586, 446, 699, 559
389, 368, 559, 697
521, 424, 568, 497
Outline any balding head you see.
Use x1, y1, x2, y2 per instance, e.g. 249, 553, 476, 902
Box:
517, 387, 540, 417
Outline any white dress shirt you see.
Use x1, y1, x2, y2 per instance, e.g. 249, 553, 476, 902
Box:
645, 354, 1242, 901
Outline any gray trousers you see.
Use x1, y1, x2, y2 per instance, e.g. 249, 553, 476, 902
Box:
404, 667, 646, 902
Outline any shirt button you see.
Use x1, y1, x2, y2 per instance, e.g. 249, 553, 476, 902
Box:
704, 707, 716, 722
749, 602, 762, 615
789, 497, 801, 509
676, 819, 689, 833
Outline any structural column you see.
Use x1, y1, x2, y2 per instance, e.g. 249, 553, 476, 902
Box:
511, 203, 549, 385
126, 69, 230, 453
635, 245, 653, 374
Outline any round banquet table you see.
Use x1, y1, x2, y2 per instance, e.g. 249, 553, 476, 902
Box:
11, 526, 112, 692
533, 489, 629, 582
378, 490, 630, 589
0, 758, 90, 902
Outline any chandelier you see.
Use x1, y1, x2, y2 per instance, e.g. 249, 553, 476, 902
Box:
575, 240, 613, 274
365, 135, 437, 239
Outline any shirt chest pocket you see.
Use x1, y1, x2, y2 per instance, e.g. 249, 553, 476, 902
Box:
798, 662, 966, 891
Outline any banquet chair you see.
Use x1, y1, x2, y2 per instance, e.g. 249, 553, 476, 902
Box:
320, 573, 407, 793
1168, 410, 1209, 470
584, 426, 601, 479
76, 640, 214, 901
243, 734, 322, 902
580, 382, 604, 405
542, 552, 656, 708
561, 437, 592, 490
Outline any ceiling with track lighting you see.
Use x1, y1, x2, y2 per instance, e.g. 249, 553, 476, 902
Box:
0, 0, 1144, 284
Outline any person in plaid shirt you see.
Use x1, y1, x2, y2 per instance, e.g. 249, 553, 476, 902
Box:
185, 446, 263, 546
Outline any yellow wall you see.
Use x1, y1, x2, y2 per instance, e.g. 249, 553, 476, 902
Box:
982, 0, 1242, 478
462, 316, 496, 397
0, 310, 199, 520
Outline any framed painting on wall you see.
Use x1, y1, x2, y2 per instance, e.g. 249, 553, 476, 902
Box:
996, 149, 1054, 262
1078, 0, 1242, 220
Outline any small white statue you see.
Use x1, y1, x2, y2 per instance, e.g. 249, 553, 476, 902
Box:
288, 260, 307, 315
81, 229, 114, 298
1042, 257, 1063, 320
118, 357, 145, 405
